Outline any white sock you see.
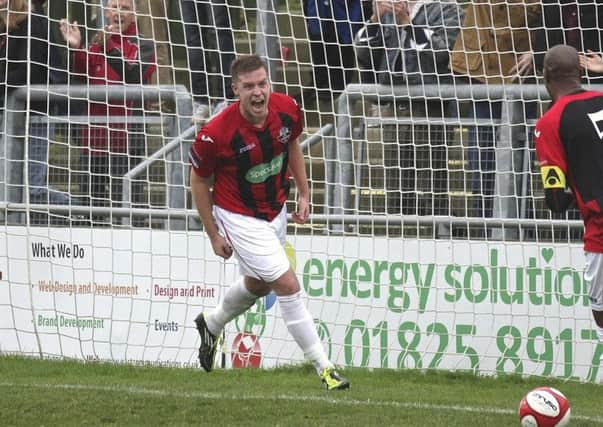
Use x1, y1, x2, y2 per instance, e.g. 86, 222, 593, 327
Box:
597, 326, 603, 343
278, 291, 333, 373
206, 278, 257, 336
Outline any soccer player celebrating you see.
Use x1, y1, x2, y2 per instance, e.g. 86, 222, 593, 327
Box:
535, 44, 603, 343
189, 54, 350, 390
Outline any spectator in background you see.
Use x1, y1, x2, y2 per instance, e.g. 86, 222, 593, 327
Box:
180, 0, 235, 122
534, 0, 603, 83
0, 0, 71, 205
135, 0, 172, 87
354, 0, 463, 221
299, 0, 367, 107
42, 0, 85, 111
580, 51, 603, 74
356, 0, 461, 87
450, 0, 541, 218
60, 0, 156, 215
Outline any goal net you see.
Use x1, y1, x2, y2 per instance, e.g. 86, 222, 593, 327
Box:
1, 0, 601, 382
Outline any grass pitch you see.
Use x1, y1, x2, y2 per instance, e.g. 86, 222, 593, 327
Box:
1, 355, 601, 426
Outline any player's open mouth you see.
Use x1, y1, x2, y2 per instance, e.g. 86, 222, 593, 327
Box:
251, 99, 265, 111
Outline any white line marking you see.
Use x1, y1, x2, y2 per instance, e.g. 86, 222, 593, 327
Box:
1, 381, 601, 423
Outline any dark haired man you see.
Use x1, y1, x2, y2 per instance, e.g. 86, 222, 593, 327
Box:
535, 44, 603, 343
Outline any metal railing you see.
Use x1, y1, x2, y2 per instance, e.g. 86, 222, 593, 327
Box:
1, 81, 594, 237
0, 84, 193, 226
0, 83, 333, 230
329, 83, 599, 236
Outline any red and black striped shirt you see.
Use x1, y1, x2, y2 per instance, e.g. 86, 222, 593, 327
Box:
189, 92, 303, 221
535, 90, 603, 252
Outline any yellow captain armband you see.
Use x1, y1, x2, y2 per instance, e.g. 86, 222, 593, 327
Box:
540, 165, 566, 189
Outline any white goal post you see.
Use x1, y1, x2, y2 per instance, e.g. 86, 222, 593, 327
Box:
1, 0, 602, 382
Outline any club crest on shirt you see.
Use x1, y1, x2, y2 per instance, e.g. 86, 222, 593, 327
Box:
277, 126, 292, 144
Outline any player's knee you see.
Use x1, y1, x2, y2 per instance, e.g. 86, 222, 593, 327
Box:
244, 276, 271, 297
270, 269, 301, 296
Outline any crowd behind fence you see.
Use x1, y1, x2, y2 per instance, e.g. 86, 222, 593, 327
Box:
0, 1, 596, 242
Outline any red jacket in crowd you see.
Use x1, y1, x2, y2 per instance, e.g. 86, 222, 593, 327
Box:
73, 23, 155, 154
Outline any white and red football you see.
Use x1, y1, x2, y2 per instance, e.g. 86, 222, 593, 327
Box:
518, 387, 571, 427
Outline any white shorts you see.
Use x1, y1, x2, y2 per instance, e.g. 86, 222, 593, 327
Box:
584, 251, 603, 311
213, 205, 289, 283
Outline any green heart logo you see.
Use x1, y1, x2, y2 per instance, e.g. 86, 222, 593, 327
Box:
541, 248, 554, 263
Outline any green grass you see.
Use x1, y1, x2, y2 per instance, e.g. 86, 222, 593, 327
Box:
0, 355, 601, 426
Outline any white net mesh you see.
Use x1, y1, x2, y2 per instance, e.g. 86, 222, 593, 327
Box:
1, 0, 601, 381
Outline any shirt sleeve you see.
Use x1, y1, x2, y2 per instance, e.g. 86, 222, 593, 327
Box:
534, 115, 568, 190
189, 128, 217, 178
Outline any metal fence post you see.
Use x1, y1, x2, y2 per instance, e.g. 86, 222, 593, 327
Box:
255, 0, 279, 83
4, 92, 26, 223
492, 97, 524, 240
167, 87, 194, 230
